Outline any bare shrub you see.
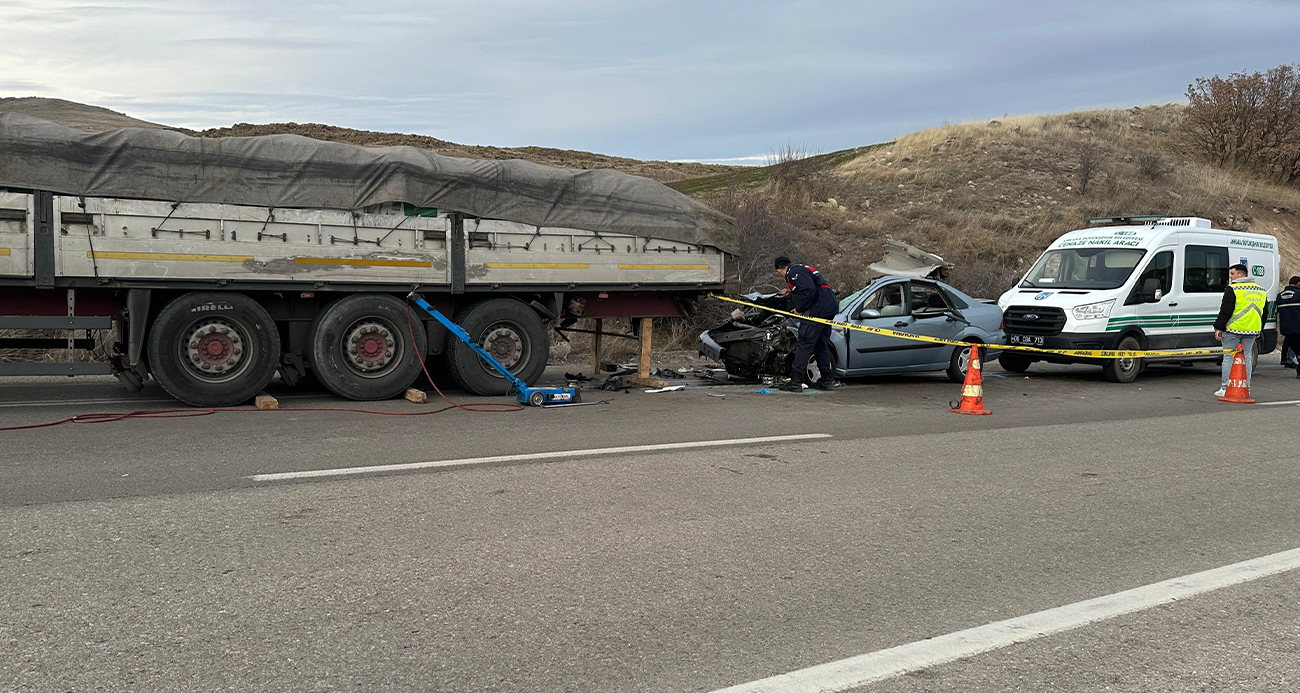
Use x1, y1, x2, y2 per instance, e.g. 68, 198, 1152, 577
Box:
707, 186, 802, 293
1137, 153, 1174, 179
1074, 140, 1104, 193
766, 142, 823, 190
1183, 63, 1300, 184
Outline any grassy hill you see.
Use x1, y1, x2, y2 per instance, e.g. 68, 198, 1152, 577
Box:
0, 97, 743, 184
673, 105, 1300, 298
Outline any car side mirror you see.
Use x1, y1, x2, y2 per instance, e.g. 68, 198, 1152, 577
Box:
858, 308, 881, 319
1141, 278, 1163, 303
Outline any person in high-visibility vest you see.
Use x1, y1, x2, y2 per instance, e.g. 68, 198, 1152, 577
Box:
1213, 263, 1267, 397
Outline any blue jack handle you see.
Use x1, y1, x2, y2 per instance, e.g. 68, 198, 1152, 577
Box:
406, 292, 528, 393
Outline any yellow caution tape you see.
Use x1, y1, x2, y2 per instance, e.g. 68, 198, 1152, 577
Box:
710, 294, 1233, 359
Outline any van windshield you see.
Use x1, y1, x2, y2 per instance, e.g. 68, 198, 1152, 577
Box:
1021, 247, 1147, 290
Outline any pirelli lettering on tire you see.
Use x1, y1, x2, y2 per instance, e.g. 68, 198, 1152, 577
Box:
710, 295, 1233, 360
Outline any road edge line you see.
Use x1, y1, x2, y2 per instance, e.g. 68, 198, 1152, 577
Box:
710, 546, 1300, 693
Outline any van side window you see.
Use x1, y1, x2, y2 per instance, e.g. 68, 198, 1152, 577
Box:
1135, 250, 1173, 300
1183, 245, 1228, 293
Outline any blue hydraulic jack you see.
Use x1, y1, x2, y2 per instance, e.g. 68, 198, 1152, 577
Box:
407, 292, 579, 407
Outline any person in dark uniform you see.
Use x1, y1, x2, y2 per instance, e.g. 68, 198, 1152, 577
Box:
775, 256, 838, 389
1278, 275, 1300, 376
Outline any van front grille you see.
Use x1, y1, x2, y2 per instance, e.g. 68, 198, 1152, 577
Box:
1003, 306, 1066, 335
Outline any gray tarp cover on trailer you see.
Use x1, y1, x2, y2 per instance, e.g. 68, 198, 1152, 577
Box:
0, 113, 737, 253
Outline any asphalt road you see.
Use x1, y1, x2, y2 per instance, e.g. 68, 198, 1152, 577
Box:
2, 360, 1299, 691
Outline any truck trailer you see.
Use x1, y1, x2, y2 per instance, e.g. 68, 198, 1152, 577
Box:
0, 113, 737, 406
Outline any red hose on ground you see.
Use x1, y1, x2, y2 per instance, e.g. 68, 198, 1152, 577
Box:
403, 300, 523, 413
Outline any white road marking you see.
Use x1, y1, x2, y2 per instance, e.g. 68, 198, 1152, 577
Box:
1256, 399, 1300, 406
710, 546, 1300, 693
249, 433, 834, 482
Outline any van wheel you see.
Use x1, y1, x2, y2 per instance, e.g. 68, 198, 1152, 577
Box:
446, 298, 548, 395
1101, 335, 1143, 383
998, 352, 1033, 373
147, 292, 280, 407
946, 340, 982, 383
308, 294, 427, 400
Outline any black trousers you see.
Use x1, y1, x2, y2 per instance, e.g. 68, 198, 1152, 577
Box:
794, 320, 832, 382
1283, 333, 1300, 363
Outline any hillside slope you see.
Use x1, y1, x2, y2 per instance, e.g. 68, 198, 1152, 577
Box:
0, 97, 169, 132
0, 97, 742, 183
676, 105, 1300, 297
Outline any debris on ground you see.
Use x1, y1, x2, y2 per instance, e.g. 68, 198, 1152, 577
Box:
599, 374, 629, 391
644, 385, 686, 393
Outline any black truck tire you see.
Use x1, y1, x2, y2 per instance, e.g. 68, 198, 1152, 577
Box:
998, 352, 1034, 373
308, 293, 427, 400
446, 298, 548, 396
147, 291, 281, 407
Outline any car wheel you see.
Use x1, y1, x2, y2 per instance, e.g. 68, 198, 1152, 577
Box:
147, 291, 280, 407
308, 293, 428, 400
998, 351, 1033, 373
446, 298, 548, 395
946, 340, 982, 383
1101, 335, 1143, 383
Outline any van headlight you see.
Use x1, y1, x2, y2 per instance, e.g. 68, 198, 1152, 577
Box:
1072, 300, 1115, 321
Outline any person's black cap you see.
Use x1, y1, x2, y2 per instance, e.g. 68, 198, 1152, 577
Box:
1290, 275, 1300, 285
774, 256, 791, 269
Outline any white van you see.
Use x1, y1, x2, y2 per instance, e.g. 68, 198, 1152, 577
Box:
997, 216, 1280, 382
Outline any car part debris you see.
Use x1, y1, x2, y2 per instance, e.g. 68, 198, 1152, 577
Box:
563, 372, 592, 382
650, 367, 685, 379
600, 375, 628, 391
542, 399, 610, 408
644, 385, 685, 393
697, 291, 799, 381
866, 239, 953, 280
707, 393, 726, 399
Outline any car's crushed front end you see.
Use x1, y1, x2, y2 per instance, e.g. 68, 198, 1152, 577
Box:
697, 292, 799, 380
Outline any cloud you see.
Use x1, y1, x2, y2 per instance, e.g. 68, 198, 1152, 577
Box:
2, 0, 1299, 160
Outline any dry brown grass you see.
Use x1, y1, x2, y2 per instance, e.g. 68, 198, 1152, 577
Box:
692, 104, 1300, 299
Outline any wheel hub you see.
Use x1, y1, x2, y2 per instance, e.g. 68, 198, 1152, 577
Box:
482, 326, 524, 369
185, 319, 245, 376
345, 321, 397, 373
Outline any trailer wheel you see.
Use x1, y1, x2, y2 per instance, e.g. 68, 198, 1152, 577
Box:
147, 292, 280, 407
308, 294, 427, 400
446, 298, 548, 396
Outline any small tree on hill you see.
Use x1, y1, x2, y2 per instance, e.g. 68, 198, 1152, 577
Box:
1074, 140, 1104, 193
1183, 64, 1300, 185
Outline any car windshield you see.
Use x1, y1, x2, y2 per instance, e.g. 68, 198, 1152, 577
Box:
838, 285, 871, 312
1021, 248, 1147, 290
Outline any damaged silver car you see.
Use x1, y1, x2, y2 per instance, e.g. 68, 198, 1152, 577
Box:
699, 245, 1005, 383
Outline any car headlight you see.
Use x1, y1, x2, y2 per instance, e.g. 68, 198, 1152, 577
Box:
1072, 300, 1115, 321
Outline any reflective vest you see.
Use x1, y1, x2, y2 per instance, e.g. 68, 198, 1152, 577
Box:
1226, 279, 1267, 334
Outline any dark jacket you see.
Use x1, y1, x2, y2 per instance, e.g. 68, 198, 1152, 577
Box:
785, 264, 839, 318
1278, 285, 1300, 335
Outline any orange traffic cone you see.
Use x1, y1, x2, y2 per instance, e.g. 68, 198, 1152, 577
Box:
950, 346, 992, 415
1219, 345, 1254, 404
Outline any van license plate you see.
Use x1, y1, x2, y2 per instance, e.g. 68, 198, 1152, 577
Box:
1009, 335, 1045, 347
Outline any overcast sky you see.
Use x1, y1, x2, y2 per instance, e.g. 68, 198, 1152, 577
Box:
2, 0, 1298, 163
